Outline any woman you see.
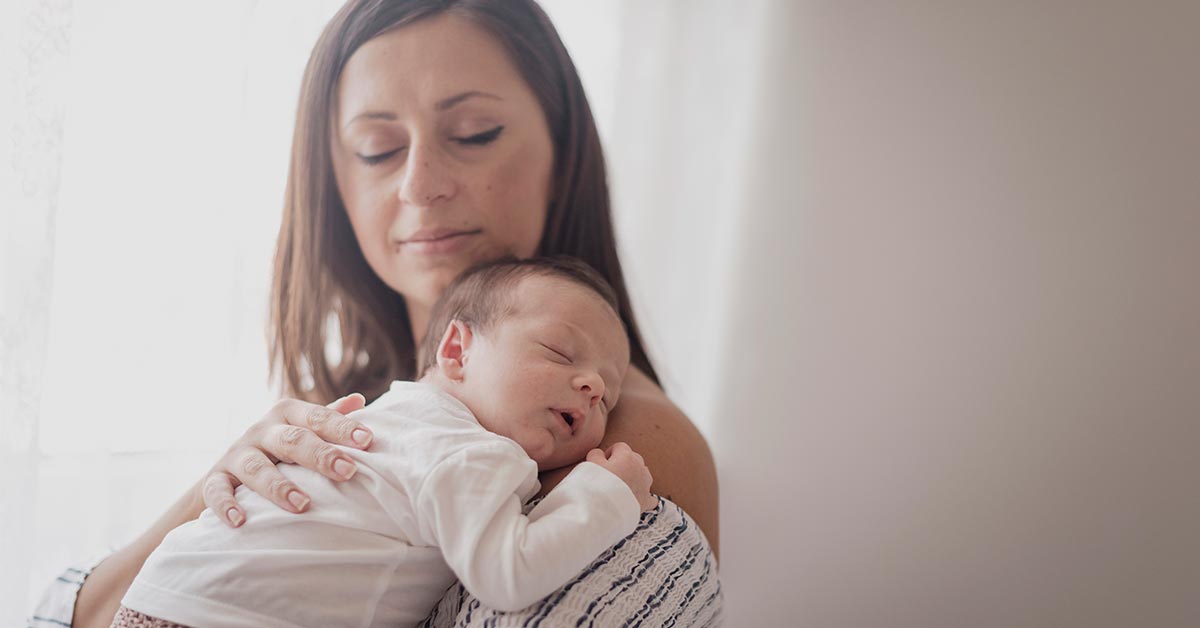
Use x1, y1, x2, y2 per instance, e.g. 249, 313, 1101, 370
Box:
40, 1, 720, 626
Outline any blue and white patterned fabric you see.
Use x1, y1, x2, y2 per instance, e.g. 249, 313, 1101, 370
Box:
29, 555, 107, 628
421, 497, 723, 628
30, 498, 722, 627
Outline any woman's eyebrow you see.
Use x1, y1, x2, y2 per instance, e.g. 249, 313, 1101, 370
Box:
341, 91, 503, 130
343, 110, 396, 130
435, 90, 503, 111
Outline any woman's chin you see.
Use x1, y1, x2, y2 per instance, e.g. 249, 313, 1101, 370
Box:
384, 273, 455, 316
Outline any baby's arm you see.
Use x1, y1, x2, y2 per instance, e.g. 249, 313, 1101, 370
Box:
416, 442, 644, 612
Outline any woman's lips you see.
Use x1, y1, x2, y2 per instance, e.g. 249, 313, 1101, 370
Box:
398, 228, 482, 255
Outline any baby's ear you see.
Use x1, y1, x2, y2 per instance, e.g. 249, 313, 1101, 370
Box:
436, 320, 474, 381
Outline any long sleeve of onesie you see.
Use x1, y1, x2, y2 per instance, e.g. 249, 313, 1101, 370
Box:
415, 441, 641, 612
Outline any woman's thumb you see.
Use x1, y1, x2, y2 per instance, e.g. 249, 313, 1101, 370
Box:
328, 392, 367, 413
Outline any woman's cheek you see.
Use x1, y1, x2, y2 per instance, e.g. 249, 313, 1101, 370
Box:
489, 151, 550, 254
354, 222, 392, 275
350, 194, 400, 267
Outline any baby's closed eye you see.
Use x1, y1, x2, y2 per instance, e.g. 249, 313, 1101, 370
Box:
539, 342, 572, 363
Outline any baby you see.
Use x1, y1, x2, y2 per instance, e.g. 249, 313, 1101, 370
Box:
115, 256, 655, 628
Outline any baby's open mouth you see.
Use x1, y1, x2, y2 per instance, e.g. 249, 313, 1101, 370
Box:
559, 411, 575, 428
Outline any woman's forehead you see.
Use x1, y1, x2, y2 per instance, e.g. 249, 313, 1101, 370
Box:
336, 14, 525, 121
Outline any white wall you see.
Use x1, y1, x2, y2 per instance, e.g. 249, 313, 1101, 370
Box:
705, 2, 1200, 626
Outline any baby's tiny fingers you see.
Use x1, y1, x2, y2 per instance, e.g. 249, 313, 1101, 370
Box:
605, 442, 632, 457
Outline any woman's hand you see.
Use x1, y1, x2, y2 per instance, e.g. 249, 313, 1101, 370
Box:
202, 393, 371, 527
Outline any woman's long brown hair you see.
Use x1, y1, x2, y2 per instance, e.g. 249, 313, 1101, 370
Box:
271, 0, 658, 403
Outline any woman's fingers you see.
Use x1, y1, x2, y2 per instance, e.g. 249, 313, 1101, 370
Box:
229, 447, 311, 514
278, 398, 373, 449
202, 470, 245, 527
327, 392, 367, 414
265, 424, 359, 481
200, 394, 371, 526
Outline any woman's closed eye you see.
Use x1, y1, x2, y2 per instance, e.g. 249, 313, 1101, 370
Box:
356, 147, 404, 166
454, 125, 504, 146
355, 126, 503, 166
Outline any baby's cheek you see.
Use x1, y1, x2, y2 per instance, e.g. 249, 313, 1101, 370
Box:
581, 430, 603, 453
525, 429, 557, 464
585, 417, 608, 450
561, 434, 601, 468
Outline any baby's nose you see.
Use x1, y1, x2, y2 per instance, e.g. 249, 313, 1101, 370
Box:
575, 372, 605, 403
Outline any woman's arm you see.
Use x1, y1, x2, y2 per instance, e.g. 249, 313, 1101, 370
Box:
539, 367, 720, 559
66, 394, 369, 627
71, 482, 204, 628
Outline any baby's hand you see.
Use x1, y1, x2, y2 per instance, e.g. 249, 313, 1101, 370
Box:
587, 442, 657, 511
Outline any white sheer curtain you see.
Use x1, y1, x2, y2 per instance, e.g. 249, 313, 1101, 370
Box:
2, 0, 347, 619
3, 0, 80, 620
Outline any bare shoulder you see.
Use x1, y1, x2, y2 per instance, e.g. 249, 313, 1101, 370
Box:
603, 367, 720, 558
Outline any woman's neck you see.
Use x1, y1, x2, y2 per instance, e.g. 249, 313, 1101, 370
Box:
406, 301, 431, 348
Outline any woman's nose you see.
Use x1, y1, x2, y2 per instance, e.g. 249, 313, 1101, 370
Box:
398, 140, 457, 207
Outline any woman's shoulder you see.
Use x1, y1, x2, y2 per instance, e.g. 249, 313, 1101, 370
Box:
604, 367, 720, 558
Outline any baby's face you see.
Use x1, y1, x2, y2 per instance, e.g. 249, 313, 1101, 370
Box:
452, 275, 630, 470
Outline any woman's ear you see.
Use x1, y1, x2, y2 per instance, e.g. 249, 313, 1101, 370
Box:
436, 320, 474, 382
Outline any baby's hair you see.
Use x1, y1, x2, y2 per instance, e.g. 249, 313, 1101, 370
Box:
416, 256, 624, 377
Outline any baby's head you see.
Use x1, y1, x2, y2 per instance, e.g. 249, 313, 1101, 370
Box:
418, 257, 631, 470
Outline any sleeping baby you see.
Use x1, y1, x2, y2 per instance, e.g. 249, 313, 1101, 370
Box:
114, 256, 655, 628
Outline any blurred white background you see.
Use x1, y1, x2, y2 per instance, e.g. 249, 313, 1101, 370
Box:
3, 1, 1199, 627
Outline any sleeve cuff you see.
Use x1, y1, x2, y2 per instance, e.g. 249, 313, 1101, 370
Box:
28, 549, 113, 626
564, 461, 642, 533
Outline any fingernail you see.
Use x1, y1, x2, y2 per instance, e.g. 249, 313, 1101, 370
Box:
351, 428, 372, 446
333, 457, 357, 480
227, 508, 244, 526
287, 490, 309, 511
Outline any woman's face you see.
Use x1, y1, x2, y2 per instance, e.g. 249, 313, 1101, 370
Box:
331, 14, 555, 337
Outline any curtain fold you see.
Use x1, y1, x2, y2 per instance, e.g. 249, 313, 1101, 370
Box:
1, 0, 75, 621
